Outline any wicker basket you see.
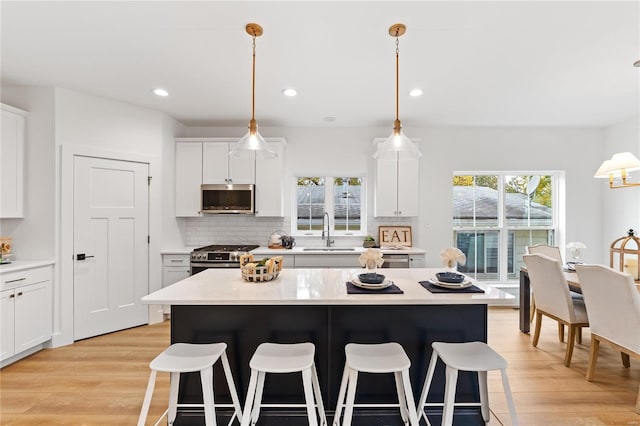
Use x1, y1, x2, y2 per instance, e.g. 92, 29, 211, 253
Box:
240, 256, 284, 282
241, 266, 281, 282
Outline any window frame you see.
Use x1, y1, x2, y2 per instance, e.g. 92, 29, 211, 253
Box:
452, 171, 562, 284
292, 176, 367, 237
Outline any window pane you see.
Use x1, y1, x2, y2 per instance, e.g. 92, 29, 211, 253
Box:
455, 230, 500, 281
296, 177, 325, 231
453, 175, 499, 227
334, 177, 361, 231
508, 229, 555, 279
504, 175, 553, 227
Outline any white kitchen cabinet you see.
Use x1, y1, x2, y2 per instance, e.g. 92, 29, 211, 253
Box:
373, 140, 419, 217
203, 142, 255, 185
409, 254, 426, 268
162, 254, 190, 315
294, 254, 361, 269
0, 289, 15, 360
255, 140, 286, 217
1, 104, 27, 218
0, 264, 53, 365
175, 142, 203, 217
162, 254, 190, 287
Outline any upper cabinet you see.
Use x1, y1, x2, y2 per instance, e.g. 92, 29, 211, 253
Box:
1, 104, 27, 218
175, 138, 286, 217
373, 139, 419, 217
203, 142, 255, 184
255, 140, 285, 217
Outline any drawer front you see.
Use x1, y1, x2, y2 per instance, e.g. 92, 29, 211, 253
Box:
162, 254, 190, 267
1, 266, 52, 290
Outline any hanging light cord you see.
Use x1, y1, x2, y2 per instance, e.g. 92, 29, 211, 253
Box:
251, 32, 257, 123
395, 31, 400, 122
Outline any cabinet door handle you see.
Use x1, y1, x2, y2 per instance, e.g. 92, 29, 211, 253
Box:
170, 260, 183, 263
6, 277, 26, 284
9, 294, 15, 298
17, 292, 23, 296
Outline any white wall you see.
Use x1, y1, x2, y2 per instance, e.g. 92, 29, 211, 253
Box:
182, 125, 604, 270
0, 87, 56, 259
601, 117, 640, 261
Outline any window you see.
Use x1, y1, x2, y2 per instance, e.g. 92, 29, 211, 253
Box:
295, 177, 364, 235
453, 173, 558, 282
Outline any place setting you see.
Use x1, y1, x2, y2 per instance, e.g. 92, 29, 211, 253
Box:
346, 248, 404, 294
419, 248, 484, 294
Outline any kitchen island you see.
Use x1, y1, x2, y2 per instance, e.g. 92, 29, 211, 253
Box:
142, 268, 513, 425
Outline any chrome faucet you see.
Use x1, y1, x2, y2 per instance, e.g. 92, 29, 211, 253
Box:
322, 212, 334, 247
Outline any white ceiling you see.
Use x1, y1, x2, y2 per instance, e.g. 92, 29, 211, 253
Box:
1, 1, 639, 129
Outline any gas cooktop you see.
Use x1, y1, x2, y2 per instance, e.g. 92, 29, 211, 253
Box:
190, 244, 260, 263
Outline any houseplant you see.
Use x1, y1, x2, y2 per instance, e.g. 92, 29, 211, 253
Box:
363, 235, 376, 248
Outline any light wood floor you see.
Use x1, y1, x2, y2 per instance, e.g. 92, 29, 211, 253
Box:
1, 307, 639, 425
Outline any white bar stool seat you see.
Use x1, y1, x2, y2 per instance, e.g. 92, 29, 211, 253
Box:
137, 342, 243, 426
241, 342, 327, 426
416, 341, 518, 426
334, 342, 420, 426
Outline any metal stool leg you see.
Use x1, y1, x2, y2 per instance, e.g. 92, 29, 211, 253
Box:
168, 371, 180, 424
416, 351, 438, 424
311, 363, 327, 425
342, 368, 359, 426
400, 369, 420, 426
501, 369, 519, 426
302, 367, 319, 426
478, 370, 490, 422
137, 370, 157, 426
241, 369, 258, 426
200, 367, 216, 426
220, 350, 243, 424
394, 371, 409, 423
333, 364, 350, 425
251, 371, 266, 425
441, 366, 459, 426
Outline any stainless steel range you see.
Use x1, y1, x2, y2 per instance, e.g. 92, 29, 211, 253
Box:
190, 244, 259, 275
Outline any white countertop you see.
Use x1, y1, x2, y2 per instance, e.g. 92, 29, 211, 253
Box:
0, 260, 55, 273
162, 247, 427, 256
142, 268, 514, 306
252, 247, 426, 255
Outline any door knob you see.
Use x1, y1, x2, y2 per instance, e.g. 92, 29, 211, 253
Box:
76, 253, 95, 261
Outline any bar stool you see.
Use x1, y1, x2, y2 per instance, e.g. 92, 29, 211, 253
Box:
137, 342, 243, 426
334, 342, 420, 426
241, 342, 326, 426
416, 341, 518, 426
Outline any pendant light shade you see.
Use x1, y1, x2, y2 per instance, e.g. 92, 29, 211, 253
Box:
373, 23, 422, 160
230, 23, 277, 160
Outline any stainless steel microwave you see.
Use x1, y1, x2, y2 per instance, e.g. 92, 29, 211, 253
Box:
201, 184, 255, 214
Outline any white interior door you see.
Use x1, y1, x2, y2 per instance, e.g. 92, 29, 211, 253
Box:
73, 156, 149, 340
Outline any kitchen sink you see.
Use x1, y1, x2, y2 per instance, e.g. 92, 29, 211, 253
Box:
302, 247, 356, 251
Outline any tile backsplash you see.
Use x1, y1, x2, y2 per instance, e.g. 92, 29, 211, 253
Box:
185, 216, 413, 247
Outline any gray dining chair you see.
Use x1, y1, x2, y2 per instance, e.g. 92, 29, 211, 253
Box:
575, 264, 640, 414
523, 253, 589, 367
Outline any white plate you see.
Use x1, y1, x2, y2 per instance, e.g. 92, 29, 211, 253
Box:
428, 278, 473, 290
351, 277, 392, 290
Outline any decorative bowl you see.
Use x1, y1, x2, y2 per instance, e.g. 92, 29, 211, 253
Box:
358, 273, 386, 284
435, 272, 466, 283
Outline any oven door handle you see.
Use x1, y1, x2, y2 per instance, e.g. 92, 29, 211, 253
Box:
382, 257, 410, 264
190, 262, 240, 269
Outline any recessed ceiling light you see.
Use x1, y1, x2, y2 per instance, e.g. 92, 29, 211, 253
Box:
323, 116, 336, 122
152, 88, 169, 97
282, 88, 297, 97
409, 88, 423, 97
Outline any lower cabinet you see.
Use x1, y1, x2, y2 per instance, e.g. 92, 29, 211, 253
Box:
162, 254, 190, 314
409, 254, 426, 268
294, 254, 361, 269
1, 265, 53, 365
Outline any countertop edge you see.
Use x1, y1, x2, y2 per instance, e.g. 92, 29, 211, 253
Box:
0, 260, 56, 273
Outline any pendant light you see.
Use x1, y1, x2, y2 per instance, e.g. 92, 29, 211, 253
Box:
373, 23, 422, 159
230, 23, 277, 159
